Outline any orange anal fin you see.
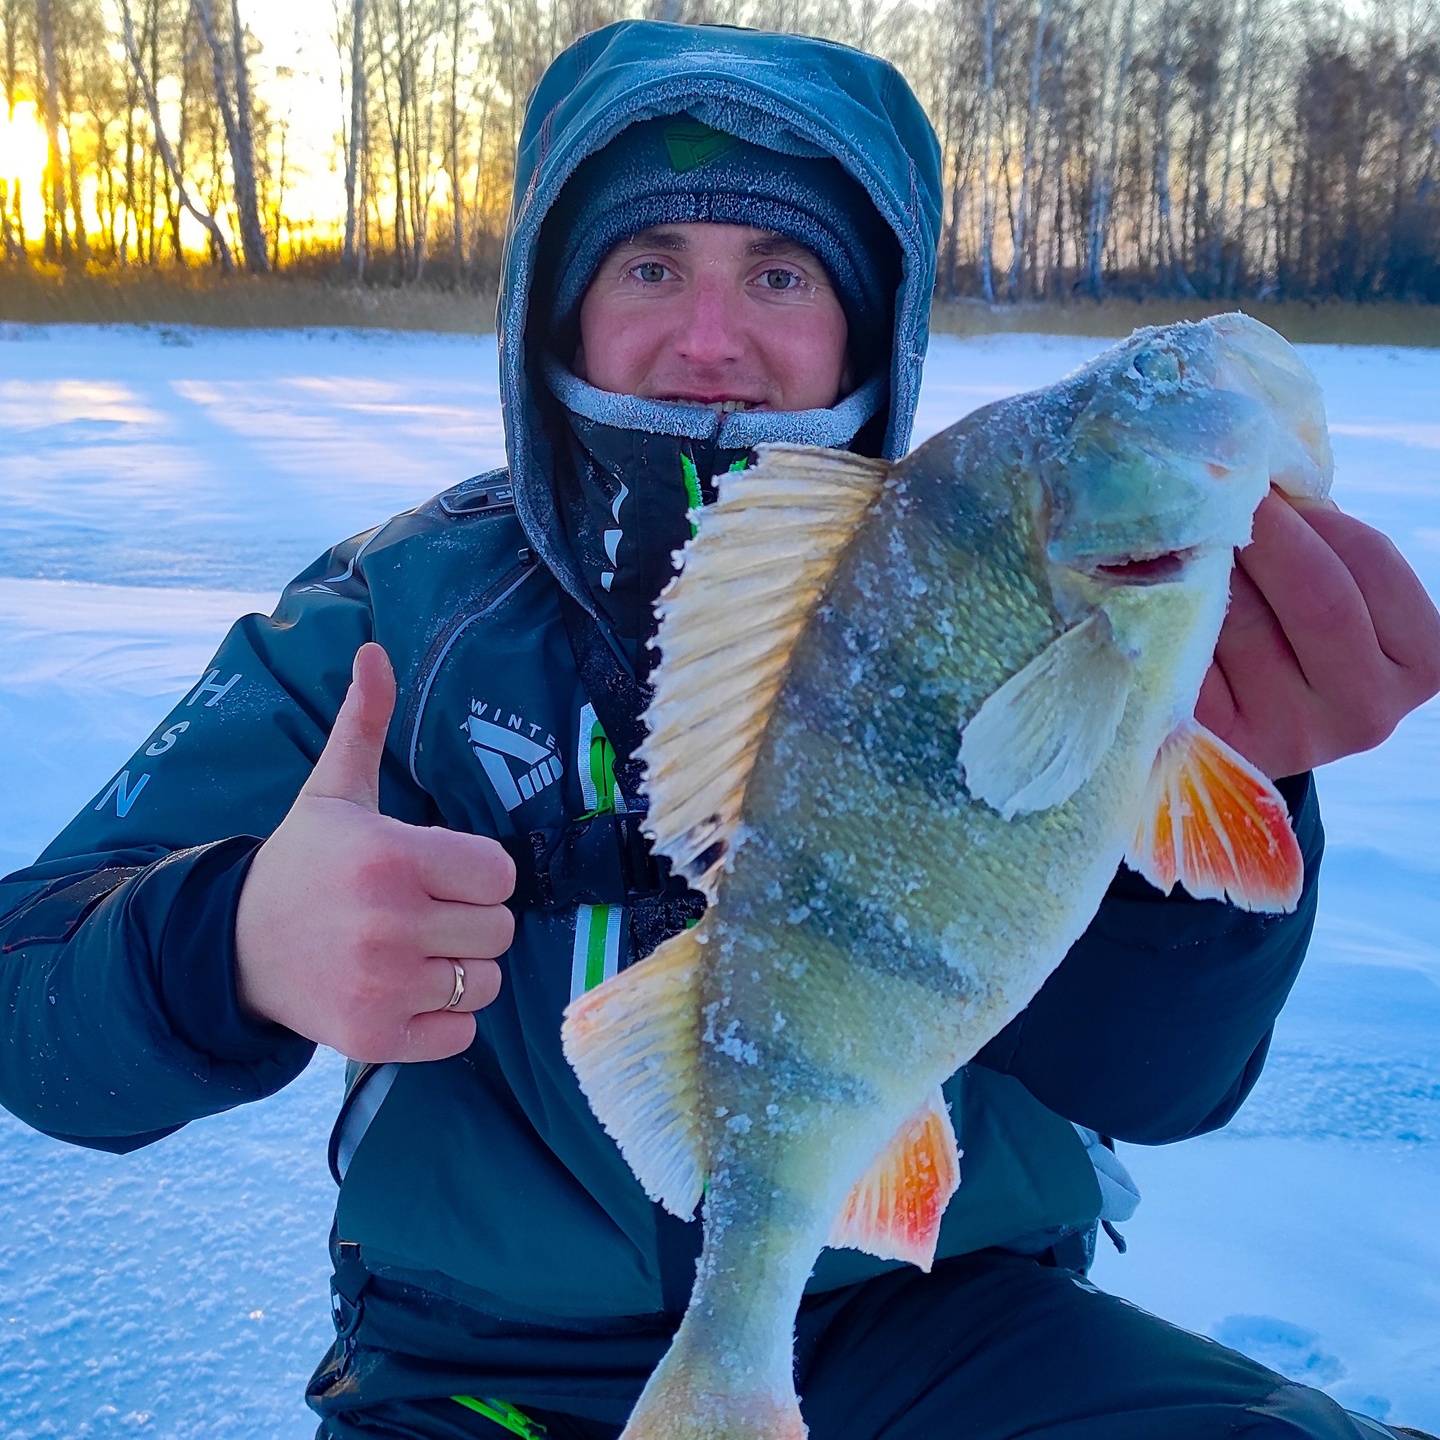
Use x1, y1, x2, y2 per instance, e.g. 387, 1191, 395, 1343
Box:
1126, 718, 1303, 913
827, 1087, 960, 1273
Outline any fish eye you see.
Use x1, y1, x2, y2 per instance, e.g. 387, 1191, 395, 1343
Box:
1134, 348, 1182, 384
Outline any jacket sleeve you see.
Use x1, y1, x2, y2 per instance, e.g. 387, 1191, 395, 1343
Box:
0, 529, 423, 1151
974, 772, 1324, 1145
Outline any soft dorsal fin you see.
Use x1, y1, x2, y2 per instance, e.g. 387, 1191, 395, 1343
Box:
639, 444, 892, 897
828, 1087, 961, 1272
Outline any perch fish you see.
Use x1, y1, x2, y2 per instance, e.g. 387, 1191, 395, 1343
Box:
562, 313, 1333, 1440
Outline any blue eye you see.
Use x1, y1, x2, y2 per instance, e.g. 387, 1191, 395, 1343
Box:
761, 268, 802, 291
631, 261, 669, 283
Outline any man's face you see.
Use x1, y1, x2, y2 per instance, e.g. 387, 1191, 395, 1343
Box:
574, 222, 849, 413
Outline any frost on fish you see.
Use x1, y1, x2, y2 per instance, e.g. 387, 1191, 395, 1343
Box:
562, 313, 1332, 1440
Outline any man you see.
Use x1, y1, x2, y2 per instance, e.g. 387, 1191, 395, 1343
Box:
2, 21, 1438, 1440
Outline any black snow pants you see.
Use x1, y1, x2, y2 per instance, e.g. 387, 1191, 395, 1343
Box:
311, 1250, 1423, 1440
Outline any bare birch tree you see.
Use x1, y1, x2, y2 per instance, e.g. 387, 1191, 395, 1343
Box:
337, 0, 366, 273
1084, 0, 1136, 296
119, 0, 233, 269
193, 0, 268, 270
0, 0, 28, 260
1008, 0, 1052, 297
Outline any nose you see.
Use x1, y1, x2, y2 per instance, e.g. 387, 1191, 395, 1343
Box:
672, 271, 745, 370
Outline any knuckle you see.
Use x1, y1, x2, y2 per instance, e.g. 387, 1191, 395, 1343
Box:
477, 839, 517, 899
472, 961, 504, 1010
1348, 697, 1397, 751
350, 905, 402, 960
339, 1019, 395, 1063
1355, 528, 1402, 573
437, 1013, 478, 1058
345, 955, 394, 1011
488, 905, 516, 954
1410, 643, 1440, 698
352, 841, 407, 893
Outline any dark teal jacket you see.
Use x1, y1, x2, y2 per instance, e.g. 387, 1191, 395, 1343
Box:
0, 16, 1321, 1360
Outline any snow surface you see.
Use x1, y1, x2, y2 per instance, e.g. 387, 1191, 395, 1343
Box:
1, 323, 1437, 1437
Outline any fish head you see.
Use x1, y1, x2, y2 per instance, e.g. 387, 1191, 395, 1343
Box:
1040, 313, 1333, 591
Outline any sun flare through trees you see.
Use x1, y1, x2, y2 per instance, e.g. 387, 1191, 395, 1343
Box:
1, 0, 1438, 301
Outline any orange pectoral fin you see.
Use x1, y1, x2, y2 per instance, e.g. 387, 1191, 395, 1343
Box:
1126, 718, 1304, 913
827, 1088, 961, 1273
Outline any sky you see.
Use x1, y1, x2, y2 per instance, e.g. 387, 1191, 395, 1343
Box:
0, 0, 354, 244
244, 0, 352, 228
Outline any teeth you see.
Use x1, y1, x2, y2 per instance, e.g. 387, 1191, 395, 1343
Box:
657, 397, 757, 412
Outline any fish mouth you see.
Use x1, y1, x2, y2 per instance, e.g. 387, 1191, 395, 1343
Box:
1085, 546, 1200, 585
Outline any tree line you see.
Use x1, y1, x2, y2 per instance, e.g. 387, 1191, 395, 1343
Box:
2, 0, 1438, 302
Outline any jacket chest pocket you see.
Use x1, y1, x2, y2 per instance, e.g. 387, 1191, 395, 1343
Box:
402, 559, 573, 840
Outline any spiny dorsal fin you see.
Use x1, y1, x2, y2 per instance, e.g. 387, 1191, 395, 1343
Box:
561, 922, 708, 1219
639, 445, 891, 898
828, 1086, 961, 1272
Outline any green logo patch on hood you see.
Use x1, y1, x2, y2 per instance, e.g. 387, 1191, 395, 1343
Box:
664, 120, 739, 173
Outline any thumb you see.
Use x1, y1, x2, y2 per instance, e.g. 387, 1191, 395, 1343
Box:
303, 642, 396, 810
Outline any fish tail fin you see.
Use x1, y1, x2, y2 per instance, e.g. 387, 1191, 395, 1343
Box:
620, 1324, 806, 1440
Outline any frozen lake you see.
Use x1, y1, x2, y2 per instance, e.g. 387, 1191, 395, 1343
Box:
1, 323, 1437, 1436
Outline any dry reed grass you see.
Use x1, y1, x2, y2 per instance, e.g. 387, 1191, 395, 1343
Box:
930, 296, 1440, 347
2, 266, 1437, 348
0, 266, 497, 332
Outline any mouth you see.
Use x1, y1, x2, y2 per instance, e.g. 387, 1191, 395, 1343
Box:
654, 396, 766, 413
1086, 547, 1199, 585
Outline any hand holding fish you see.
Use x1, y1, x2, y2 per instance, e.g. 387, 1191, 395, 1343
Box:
1199, 493, 1440, 778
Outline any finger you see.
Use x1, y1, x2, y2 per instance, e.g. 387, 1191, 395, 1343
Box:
304, 643, 396, 810
1213, 563, 1306, 693
415, 898, 515, 960
1288, 502, 1440, 684
1210, 567, 1320, 774
416, 957, 503, 1016
1193, 657, 1238, 741
1236, 494, 1385, 695
391, 1010, 477, 1064
408, 825, 517, 904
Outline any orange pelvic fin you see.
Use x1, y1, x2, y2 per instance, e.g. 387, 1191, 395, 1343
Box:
827, 1087, 961, 1272
1126, 717, 1303, 913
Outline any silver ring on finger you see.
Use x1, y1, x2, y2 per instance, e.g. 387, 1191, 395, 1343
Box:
444, 961, 466, 1011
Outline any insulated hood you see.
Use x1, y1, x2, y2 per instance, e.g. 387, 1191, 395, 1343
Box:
497, 20, 943, 628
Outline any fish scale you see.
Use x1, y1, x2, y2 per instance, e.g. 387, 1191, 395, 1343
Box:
563, 314, 1334, 1439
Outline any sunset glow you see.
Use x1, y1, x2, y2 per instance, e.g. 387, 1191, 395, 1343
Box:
0, 101, 49, 231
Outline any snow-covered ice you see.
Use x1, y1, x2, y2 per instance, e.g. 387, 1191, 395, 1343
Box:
1, 324, 1437, 1437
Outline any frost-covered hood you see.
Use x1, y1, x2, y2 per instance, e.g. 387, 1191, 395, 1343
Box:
497, 19, 943, 629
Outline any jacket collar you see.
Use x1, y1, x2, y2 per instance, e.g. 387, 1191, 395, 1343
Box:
545, 359, 883, 670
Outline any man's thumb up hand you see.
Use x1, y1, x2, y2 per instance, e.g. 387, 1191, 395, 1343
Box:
302, 642, 395, 811
235, 644, 516, 1063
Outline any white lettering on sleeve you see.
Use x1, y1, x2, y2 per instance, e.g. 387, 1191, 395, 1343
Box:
145, 721, 192, 757
186, 670, 242, 708
95, 770, 151, 819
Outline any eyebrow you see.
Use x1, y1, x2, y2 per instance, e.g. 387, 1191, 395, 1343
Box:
612, 229, 822, 264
